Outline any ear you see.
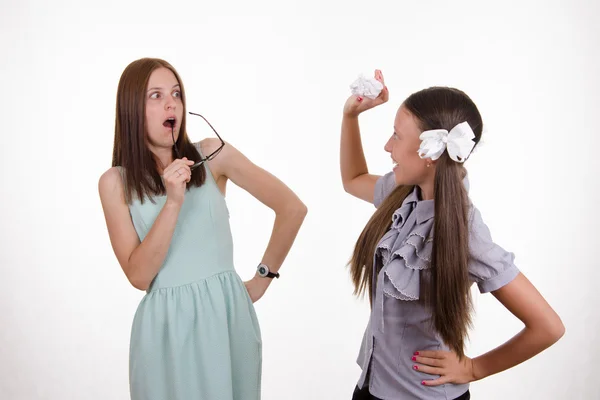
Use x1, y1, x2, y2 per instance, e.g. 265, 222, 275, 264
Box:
425, 158, 437, 168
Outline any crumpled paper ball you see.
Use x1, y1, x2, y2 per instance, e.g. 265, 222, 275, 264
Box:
349, 74, 384, 99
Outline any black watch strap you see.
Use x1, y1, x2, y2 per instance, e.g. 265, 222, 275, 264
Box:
266, 271, 280, 279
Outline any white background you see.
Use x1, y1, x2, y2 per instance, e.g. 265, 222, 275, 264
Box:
1, 0, 598, 399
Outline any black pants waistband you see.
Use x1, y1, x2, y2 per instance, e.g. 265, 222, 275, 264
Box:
351, 385, 470, 400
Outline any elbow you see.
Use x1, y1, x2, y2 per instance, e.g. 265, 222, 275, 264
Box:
280, 200, 308, 223
298, 202, 308, 219
125, 263, 151, 291
537, 315, 566, 347
548, 318, 566, 344
292, 201, 308, 222
342, 180, 352, 194
130, 280, 149, 291
129, 275, 150, 291
546, 309, 566, 344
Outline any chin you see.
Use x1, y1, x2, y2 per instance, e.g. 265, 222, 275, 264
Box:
393, 170, 418, 187
393, 171, 406, 185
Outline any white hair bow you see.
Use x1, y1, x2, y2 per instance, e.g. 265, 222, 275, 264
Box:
417, 121, 476, 163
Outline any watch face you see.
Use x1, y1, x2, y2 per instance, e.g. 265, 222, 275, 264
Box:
258, 265, 268, 276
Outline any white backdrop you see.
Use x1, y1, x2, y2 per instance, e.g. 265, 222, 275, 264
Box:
1, 0, 598, 399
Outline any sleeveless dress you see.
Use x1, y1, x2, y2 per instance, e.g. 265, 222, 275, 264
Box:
122, 147, 262, 400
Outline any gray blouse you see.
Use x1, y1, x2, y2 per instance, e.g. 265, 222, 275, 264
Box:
356, 172, 520, 400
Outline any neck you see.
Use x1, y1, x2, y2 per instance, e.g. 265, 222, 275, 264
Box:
149, 145, 174, 173
417, 166, 436, 200
418, 176, 435, 200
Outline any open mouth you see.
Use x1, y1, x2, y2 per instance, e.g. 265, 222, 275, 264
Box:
163, 117, 176, 128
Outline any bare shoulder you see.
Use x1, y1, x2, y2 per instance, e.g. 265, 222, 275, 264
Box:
198, 138, 223, 157
199, 138, 243, 179
98, 166, 125, 202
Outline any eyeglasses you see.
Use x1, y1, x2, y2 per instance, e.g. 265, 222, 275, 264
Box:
171, 111, 225, 170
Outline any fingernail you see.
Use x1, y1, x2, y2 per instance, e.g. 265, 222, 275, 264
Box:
414, 351, 419, 355
421, 381, 426, 385
357, 97, 363, 102
413, 365, 418, 370
411, 356, 416, 361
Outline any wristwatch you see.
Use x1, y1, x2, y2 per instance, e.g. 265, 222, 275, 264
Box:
257, 263, 280, 279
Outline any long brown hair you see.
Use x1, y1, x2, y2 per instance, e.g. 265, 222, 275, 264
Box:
112, 57, 205, 204
350, 87, 483, 358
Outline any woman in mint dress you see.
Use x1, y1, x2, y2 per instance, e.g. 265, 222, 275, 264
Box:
98, 58, 307, 400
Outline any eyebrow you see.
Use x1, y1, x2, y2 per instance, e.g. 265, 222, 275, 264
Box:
147, 84, 180, 92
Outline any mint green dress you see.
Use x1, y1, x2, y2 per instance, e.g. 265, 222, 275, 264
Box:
123, 148, 262, 400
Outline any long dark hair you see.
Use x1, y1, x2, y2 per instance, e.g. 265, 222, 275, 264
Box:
349, 87, 483, 358
112, 57, 205, 204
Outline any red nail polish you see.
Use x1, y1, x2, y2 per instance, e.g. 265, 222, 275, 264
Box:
413, 365, 418, 370
421, 381, 426, 385
357, 97, 363, 101
411, 356, 416, 361
414, 351, 419, 355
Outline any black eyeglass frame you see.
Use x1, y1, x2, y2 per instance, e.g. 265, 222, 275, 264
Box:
171, 111, 225, 170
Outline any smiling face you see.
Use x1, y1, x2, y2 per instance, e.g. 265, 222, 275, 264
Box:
145, 67, 185, 154
385, 105, 435, 188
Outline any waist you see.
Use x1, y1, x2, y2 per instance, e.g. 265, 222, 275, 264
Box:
147, 264, 236, 292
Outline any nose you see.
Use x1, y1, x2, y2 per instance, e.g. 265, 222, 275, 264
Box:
165, 95, 176, 111
384, 136, 393, 153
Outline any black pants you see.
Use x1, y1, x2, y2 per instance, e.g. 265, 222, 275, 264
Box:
352, 384, 470, 400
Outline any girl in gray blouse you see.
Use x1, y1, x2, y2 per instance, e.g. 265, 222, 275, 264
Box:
340, 70, 565, 400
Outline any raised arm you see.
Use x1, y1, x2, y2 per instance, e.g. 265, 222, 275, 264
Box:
98, 158, 193, 291
340, 69, 389, 203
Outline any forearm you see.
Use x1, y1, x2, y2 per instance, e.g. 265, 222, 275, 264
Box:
472, 325, 564, 381
340, 115, 368, 186
127, 201, 181, 289
257, 203, 307, 275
